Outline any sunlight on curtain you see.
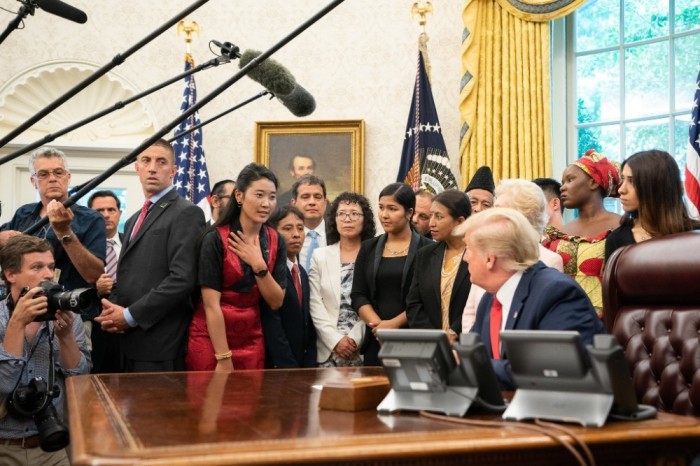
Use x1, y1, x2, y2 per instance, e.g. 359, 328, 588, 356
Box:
459, 0, 584, 186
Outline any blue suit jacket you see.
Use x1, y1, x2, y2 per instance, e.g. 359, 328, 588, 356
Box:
470, 261, 604, 389
261, 265, 317, 368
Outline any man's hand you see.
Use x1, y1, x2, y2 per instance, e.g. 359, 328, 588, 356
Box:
8, 287, 49, 326
53, 310, 76, 340
46, 199, 74, 236
96, 273, 114, 297
95, 298, 128, 333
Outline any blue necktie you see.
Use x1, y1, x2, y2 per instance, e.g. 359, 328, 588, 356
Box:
305, 230, 319, 272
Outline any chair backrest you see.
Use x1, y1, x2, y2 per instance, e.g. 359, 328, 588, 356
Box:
602, 230, 700, 416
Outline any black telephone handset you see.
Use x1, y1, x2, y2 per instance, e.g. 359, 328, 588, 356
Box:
588, 334, 657, 421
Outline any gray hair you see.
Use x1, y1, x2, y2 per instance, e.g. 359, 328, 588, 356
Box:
28, 147, 69, 174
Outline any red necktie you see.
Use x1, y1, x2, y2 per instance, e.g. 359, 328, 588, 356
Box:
490, 297, 503, 359
130, 200, 151, 239
292, 263, 303, 306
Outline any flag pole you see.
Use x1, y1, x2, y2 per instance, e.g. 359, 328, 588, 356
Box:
411, 1, 433, 82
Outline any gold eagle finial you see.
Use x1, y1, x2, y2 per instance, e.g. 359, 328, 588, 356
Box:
411, 1, 433, 33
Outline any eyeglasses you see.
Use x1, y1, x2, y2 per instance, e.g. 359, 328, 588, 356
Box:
336, 211, 363, 220
32, 169, 68, 180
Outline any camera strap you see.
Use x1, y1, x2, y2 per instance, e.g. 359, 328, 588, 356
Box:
8, 319, 56, 416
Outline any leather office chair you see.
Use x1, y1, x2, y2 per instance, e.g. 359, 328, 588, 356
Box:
602, 230, 700, 416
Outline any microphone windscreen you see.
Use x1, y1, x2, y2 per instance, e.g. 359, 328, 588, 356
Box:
37, 0, 88, 24
277, 83, 316, 117
239, 50, 296, 97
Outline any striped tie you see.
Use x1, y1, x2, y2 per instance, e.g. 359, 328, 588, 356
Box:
105, 238, 117, 279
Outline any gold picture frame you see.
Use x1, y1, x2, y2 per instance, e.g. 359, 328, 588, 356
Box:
254, 120, 365, 202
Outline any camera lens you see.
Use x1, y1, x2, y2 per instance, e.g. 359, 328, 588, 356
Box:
34, 403, 69, 452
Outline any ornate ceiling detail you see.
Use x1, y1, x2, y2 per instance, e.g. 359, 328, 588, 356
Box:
0, 60, 156, 147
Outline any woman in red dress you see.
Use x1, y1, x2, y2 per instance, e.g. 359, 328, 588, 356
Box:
187, 163, 286, 371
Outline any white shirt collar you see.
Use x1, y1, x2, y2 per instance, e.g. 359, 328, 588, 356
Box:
495, 270, 524, 330
304, 219, 325, 237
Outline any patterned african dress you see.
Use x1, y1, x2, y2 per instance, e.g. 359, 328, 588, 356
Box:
543, 226, 611, 318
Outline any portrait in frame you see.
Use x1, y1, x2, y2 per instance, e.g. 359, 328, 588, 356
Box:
254, 120, 365, 204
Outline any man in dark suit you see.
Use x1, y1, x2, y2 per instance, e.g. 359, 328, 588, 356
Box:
457, 207, 603, 389
88, 190, 124, 373
262, 205, 317, 367
96, 139, 206, 372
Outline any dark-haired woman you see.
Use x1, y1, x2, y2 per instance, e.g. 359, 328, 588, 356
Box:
308, 192, 376, 367
351, 183, 432, 366
186, 163, 287, 371
605, 150, 700, 258
406, 190, 471, 342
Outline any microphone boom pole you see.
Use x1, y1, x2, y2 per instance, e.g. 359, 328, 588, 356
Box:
0, 55, 230, 167
0, 0, 211, 150
169, 90, 270, 142
23, 0, 346, 235
69, 89, 270, 196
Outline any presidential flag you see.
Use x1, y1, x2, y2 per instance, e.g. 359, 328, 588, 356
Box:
173, 53, 211, 222
687, 64, 700, 219
396, 51, 458, 193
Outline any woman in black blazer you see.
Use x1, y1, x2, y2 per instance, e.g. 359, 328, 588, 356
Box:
351, 183, 432, 366
406, 190, 472, 343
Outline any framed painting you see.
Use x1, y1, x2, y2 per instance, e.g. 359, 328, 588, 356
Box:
254, 120, 364, 203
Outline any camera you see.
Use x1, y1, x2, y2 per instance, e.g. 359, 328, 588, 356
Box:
20, 280, 100, 321
9, 377, 69, 452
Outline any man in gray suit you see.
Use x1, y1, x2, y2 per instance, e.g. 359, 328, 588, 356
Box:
96, 139, 206, 372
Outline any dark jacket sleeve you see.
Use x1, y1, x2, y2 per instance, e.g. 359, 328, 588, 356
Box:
405, 248, 433, 329
129, 204, 206, 330
261, 285, 299, 368
351, 239, 375, 312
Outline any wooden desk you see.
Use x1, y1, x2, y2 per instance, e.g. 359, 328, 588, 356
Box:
67, 368, 700, 465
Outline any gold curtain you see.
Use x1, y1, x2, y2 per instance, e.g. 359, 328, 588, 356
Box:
459, 0, 585, 186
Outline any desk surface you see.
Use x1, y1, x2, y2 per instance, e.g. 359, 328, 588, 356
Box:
67, 368, 700, 466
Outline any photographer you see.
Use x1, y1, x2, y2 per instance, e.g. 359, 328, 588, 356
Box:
0, 235, 90, 465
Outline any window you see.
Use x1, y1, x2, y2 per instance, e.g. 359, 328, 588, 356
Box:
568, 0, 700, 173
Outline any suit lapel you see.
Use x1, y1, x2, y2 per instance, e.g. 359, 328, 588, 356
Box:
504, 267, 537, 330
429, 243, 443, 310
327, 244, 342, 305
123, 190, 176, 256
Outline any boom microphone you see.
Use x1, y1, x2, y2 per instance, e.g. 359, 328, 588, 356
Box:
278, 82, 316, 117
239, 49, 296, 96
36, 0, 88, 24
239, 49, 315, 117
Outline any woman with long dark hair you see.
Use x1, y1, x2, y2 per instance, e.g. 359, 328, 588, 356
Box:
605, 149, 699, 258
406, 189, 471, 342
308, 192, 376, 367
351, 183, 432, 366
186, 163, 287, 371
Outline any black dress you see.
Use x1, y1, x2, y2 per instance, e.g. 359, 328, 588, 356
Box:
604, 223, 635, 262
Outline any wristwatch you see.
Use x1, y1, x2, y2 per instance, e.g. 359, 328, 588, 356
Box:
59, 233, 75, 245
253, 267, 268, 278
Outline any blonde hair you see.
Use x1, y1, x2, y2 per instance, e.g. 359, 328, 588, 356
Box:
454, 207, 539, 273
495, 179, 548, 234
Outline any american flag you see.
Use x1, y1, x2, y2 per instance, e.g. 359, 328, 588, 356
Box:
173, 53, 211, 222
396, 51, 458, 193
687, 64, 700, 219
